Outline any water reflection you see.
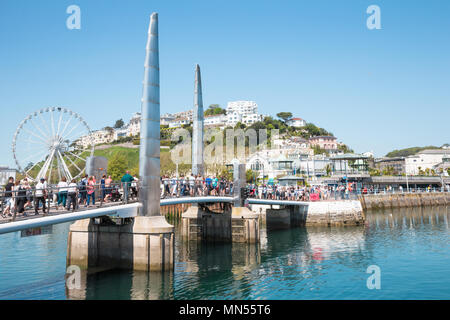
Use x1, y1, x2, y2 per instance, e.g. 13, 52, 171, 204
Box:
365, 206, 449, 231
23, 206, 449, 299
66, 269, 174, 300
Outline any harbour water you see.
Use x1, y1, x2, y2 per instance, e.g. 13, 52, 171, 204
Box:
0, 206, 448, 300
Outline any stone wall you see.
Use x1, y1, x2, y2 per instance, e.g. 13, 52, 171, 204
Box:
359, 192, 450, 211
250, 200, 364, 228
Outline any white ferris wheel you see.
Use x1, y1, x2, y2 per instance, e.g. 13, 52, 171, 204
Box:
12, 107, 94, 184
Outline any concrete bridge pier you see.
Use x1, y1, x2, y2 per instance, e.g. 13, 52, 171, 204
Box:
67, 12, 174, 273
182, 163, 259, 243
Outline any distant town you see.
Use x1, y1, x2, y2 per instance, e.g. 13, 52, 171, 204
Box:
70, 100, 449, 181
1, 100, 449, 185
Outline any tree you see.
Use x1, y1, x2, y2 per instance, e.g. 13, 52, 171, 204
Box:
107, 152, 128, 180
104, 126, 115, 136
246, 169, 258, 183
204, 104, 226, 116
114, 119, 125, 129
276, 112, 293, 123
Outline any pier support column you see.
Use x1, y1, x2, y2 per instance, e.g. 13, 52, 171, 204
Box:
231, 207, 260, 243
67, 216, 174, 272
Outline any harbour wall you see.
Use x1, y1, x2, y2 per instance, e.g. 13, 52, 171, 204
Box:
251, 200, 364, 228
358, 192, 450, 211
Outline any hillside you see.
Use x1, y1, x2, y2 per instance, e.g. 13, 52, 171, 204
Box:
386, 146, 440, 158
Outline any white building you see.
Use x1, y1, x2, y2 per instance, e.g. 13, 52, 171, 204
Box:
127, 112, 141, 137
0, 166, 17, 186
168, 118, 191, 128
204, 114, 227, 127
161, 113, 176, 126
113, 127, 129, 140
405, 149, 450, 175
286, 117, 306, 127
226, 111, 243, 127
77, 129, 114, 148
173, 109, 193, 122
224, 101, 263, 126
226, 101, 258, 116
242, 113, 263, 125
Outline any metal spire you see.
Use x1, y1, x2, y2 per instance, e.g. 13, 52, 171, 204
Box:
192, 64, 204, 176
139, 12, 160, 216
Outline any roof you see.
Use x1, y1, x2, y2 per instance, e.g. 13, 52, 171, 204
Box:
375, 157, 405, 162
278, 175, 305, 181
289, 118, 304, 121
331, 153, 369, 160
309, 136, 336, 140
269, 155, 293, 162
418, 149, 450, 155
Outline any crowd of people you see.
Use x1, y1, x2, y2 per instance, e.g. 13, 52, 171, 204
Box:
160, 175, 232, 198
159, 175, 354, 201
1, 171, 140, 219
3, 171, 448, 219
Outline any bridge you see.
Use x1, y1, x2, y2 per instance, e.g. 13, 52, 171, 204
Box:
0, 12, 361, 273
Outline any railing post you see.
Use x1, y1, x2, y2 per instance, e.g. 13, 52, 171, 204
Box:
12, 189, 17, 222
45, 186, 50, 217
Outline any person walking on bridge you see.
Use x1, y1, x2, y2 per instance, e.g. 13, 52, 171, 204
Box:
86, 176, 96, 207
67, 179, 78, 212
57, 177, 69, 210
1, 177, 15, 218
121, 171, 134, 202
34, 178, 47, 215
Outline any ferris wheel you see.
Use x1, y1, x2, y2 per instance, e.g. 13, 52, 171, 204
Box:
12, 107, 94, 184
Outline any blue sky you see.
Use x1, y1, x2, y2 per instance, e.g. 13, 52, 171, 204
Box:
0, 0, 449, 168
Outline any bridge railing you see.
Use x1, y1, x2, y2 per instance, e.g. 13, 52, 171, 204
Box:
0, 182, 140, 221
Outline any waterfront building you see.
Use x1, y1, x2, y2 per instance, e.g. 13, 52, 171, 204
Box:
433, 155, 450, 175
0, 166, 17, 186
329, 153, 370, 176
405, 149, 450, 175
374, 157, 406, 175
247, 150, 331, 179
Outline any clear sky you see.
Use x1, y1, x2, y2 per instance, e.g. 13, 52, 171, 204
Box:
1, 0, 449, 168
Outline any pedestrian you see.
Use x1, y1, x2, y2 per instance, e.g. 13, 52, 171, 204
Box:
121, 171, 134, 202
22, 178, 33, 210
104, 175, 113, 202
189, 174, 196, 196
78, 175, 88, 206
131, 176, 139, 199
34, 178, 47, 215
57, 177, 69, 209
67, 179, 78, 212
86, 176, 96, 207
1, 177, 15, 218
16, 180, 27, 216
